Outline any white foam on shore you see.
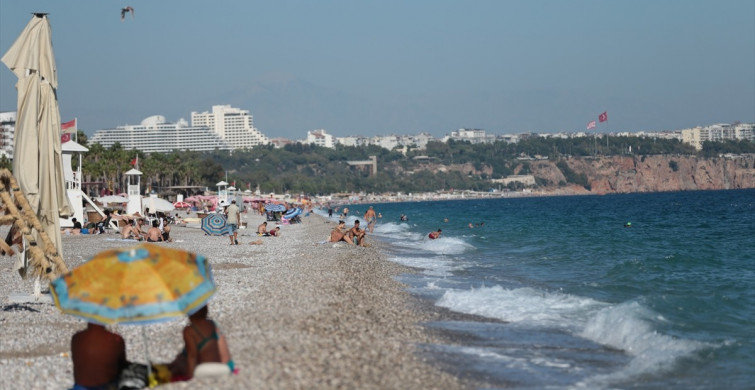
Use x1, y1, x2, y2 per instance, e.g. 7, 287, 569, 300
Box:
435, 285, 706, 386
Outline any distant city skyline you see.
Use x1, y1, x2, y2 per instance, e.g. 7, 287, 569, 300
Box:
1, 1, 753, 139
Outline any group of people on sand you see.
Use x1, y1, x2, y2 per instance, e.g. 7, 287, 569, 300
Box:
70, 305, 233, 389
121, 219, 173, 242
257, 221, 280, 237
329, 219, 367, 246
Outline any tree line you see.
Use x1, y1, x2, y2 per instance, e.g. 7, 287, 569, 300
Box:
1, 131, 751, 195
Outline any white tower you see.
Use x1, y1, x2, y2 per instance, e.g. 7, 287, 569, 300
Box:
60, 140, 88, 227
125, 168, 143, 215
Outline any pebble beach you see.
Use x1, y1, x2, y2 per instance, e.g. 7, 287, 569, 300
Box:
0, 212, 473, 390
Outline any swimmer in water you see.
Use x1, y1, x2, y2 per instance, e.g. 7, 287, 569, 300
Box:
428, 229, 442, 239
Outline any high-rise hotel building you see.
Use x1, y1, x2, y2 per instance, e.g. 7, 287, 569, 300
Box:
190, 105, 269, 149
89, 105, 269, 153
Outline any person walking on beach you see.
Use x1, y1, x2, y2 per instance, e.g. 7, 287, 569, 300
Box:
364, 206, 377, 233
225, 199, 240, 245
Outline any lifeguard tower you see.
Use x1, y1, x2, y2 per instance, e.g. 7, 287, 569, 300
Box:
216, 181, 229, 205
125, 168, 143, 215
60, 140, 88, 227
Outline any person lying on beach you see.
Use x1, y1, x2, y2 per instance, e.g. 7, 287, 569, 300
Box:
329, 220, 354, 245
70, 322, 127, 390
167, 305, 235, 381
146, 220, 163, 242
428, 229, 442, 239
347, 220, 366, 246
257, 222, 268, 236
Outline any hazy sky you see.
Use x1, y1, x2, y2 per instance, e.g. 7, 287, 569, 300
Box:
1, 1, 753, 139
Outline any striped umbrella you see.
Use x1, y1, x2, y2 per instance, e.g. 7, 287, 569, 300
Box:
200, 213, 229, 236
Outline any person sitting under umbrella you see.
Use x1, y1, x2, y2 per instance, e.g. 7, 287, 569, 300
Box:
70, 322, 127, 390
166, 305, 235, 381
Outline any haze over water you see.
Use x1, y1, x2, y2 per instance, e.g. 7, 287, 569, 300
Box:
321, 189, 754, 389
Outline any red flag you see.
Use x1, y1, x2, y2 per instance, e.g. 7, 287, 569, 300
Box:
130, 158, 137, 166
61, 133, 71, 143
598, 112, 608, 122
61, 118, 77, 133
586, 121, 596, 130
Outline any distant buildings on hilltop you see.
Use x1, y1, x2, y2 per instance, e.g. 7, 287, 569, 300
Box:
1, 106, 754, 158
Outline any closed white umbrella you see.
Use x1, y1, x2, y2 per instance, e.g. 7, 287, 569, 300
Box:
145, 196, 175, 213
2, 14, 73, 273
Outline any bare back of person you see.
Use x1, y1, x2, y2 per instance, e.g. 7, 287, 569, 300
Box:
172, 307, 232, 379
71, 324, 126, 388
146, 227, 162, 242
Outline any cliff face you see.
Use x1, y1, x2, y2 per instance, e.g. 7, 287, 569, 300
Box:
530, 155, 755, 194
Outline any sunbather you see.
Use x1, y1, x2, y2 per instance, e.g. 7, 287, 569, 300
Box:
329, 220, 353, 245
70, 322, 127, 390
167, 305, 234, 381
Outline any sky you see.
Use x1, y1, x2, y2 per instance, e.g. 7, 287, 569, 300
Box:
1, 0, 753, 140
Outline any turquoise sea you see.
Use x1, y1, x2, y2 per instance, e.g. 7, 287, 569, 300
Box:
320, 189, 754, 389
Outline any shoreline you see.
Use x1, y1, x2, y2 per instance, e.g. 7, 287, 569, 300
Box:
0, 213, 482, 389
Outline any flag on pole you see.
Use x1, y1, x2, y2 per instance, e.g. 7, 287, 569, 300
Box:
130, 155, 139, 169
586, 120, 596, 130
599, 112, 608, 122
61, 133, 71, 143
61, 118, 77, 133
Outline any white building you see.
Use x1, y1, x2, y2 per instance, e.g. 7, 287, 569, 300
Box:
191, 105, 269, 149
445, 128, 497, 144
305, 129, 335, 148
89, 115, 232, 153
680, 123, 754, 150
336, 136, 368, 147
0, 111, 16, 159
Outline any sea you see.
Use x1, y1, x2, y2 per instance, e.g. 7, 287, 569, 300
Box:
318, 189, 754, 390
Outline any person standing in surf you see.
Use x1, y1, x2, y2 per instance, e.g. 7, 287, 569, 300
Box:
364, 206, 377, 233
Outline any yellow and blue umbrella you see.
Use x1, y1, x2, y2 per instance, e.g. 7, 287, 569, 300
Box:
50, 244, 215, 325
200, 213, 230, 236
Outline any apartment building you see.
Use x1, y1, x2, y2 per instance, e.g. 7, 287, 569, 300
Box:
191, 105, 269, 149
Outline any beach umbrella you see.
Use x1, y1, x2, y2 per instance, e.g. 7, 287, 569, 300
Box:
264, 203, 286, 212
1, 14, 73, 267
200, 214, 229, 236
49, 244, 216, 325
173, 201, 191, 209
146, 196, 175, 213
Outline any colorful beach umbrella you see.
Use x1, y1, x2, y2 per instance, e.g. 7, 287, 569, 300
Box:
264, 203, 286, 212
200, 213, 229, 236
49, 244, 216, 325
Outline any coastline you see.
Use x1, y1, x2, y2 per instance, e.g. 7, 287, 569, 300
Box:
0, 213, 478, 389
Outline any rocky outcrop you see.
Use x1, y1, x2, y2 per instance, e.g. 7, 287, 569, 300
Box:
532, 154, 755, 194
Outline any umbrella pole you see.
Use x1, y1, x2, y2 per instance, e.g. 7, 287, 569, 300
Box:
142, 328, 153, 384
